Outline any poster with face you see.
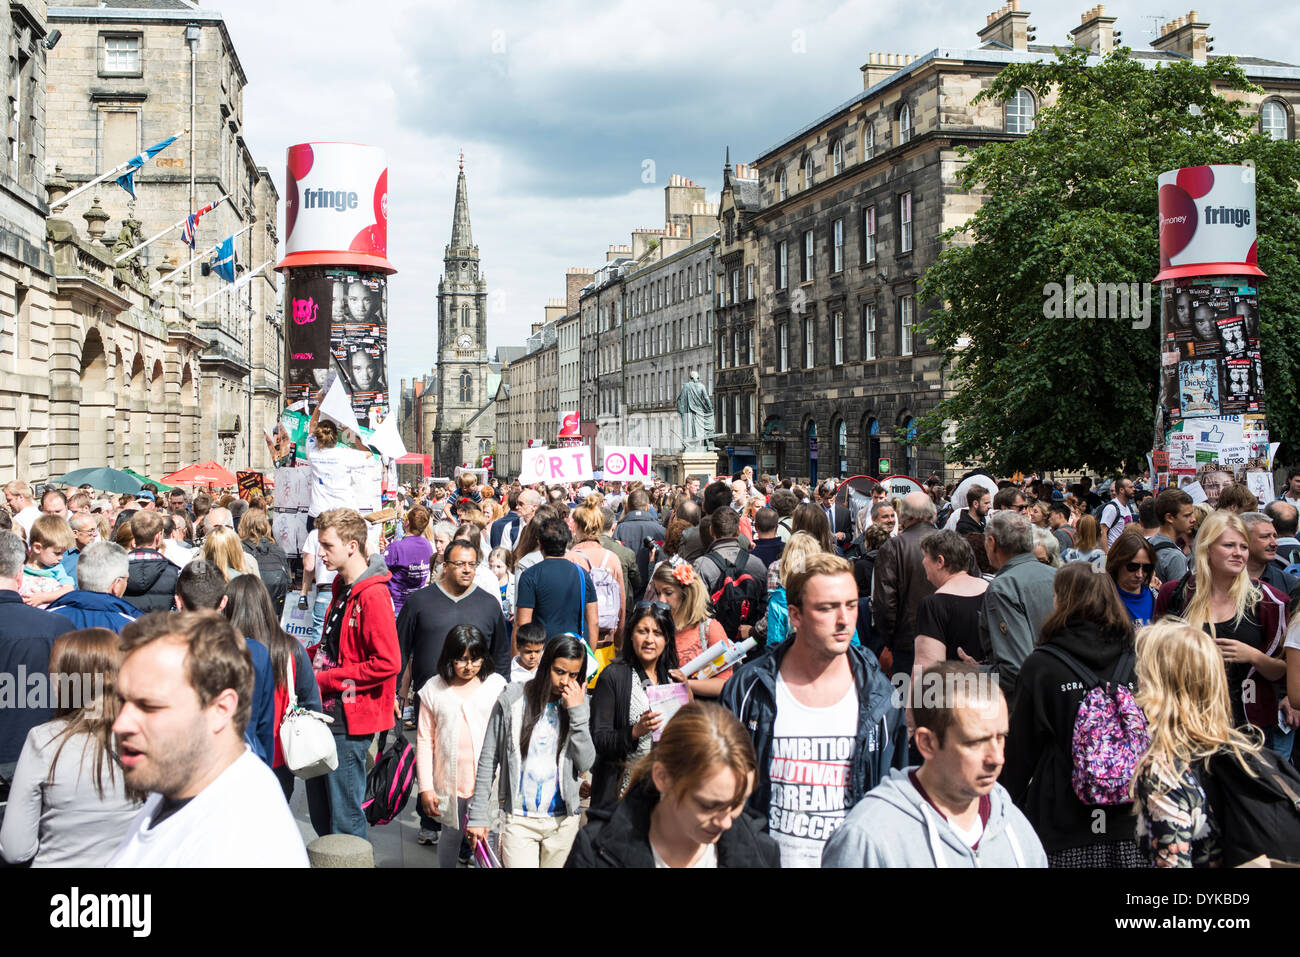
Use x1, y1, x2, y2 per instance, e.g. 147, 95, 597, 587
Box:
1178, 359, 1220, 417
1219, 356, 1260, 414
326, 272, 388, 428
1232, 292, 1259, 340
1167, 285, 1193, 335
1250, 349, 1266, 400
1215, 315, 1247, 357
1196, 468, 1233, 508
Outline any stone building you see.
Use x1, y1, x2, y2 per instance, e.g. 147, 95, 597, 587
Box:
44, 0, 281, 474
713, 157, 761, 476
749, 1, 1300, 484
623, 233, 717, 482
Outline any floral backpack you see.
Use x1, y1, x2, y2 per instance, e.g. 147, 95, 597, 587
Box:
1038, 645, 1149, 805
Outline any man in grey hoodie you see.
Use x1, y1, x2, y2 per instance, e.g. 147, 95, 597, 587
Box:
822, 662, 1046, 868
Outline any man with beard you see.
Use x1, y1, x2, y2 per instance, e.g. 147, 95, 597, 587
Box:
108, 611, 308, 866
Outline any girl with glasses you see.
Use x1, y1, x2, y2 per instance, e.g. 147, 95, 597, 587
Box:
589, 603, 681, 809
1154, 510, 1290, 756
1002, 562, 1145, 868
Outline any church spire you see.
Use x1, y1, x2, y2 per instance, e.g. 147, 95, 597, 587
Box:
449, 153, 474, 254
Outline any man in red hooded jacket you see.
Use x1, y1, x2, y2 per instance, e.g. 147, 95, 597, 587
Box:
308, 508, 400, 839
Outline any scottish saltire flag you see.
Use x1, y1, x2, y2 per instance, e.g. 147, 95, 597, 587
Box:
211, 236, 237, 282
182, 200, 218, 249
114, 134, 180, 198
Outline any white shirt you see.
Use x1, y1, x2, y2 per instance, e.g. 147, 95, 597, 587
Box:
108, 749, 309, 868
14, 505, 40, 535
161, 539, 195, 569
767, 673, 858, 868
307, 441, 372, 517
652, 841, 718, 868
303, 529, 338, 589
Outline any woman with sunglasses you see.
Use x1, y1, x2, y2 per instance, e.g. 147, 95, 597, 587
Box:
1107, 529, 1158, 627
589, 603, 682, 808
1002, 562, 1145, 867
650, 560, 732, 698
1154, 510, 1290, 756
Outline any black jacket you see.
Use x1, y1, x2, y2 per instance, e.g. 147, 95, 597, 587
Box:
719, 638, 907, 819
0, 592, 74, 767
564, 778, 780, 868
614, 509, 665, 587
123, 547, 179, 613
1001, 619, 1139, 853
954, 510, 985, 536
589, 659, 669, 809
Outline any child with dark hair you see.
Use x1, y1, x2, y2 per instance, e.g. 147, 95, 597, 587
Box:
415, 624, 506, 864
512, 621, 547, 684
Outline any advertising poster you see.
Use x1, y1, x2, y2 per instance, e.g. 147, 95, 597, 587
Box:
329, 271, 388, 427
284, 271, 335, 407
1177, 359, 1219, 417
1220, 356, 1261, 414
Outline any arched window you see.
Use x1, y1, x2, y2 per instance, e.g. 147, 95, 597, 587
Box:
1007, 89, 1036, 134
803, 154, 814, 188
806, 420, 819, 486
1261, 100, 1289, 141
834, 418, 847, 476
899, 415, 918, 477
459, 370, 473, 403
864, 123, 875, 160
461, 304, 470, 327
831, 140, 843, 176
778, 168, 788, 201
863, 416, 881, 478
897, 103, 912, 145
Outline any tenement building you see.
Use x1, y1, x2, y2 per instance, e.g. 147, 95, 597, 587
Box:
750, 1, 1300, 484
713, 156, 760, 476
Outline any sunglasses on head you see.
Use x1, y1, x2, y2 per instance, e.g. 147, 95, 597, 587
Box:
634, 600, 671, 614
1125, 562, 1154, 574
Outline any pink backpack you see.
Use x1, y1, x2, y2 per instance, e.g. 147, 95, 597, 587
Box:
1039, 646, 1149, 806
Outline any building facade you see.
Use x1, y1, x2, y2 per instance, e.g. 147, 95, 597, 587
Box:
713, 158, 761, 476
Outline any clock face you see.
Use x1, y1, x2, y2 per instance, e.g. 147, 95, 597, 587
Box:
457, 334, 473, 350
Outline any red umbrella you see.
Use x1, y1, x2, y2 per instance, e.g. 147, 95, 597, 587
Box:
161, 461, 238, 487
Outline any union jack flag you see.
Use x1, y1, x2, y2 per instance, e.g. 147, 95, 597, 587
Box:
181, 199, 218, 248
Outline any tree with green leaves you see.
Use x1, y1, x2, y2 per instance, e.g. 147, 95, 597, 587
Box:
919, 44, 1300, 475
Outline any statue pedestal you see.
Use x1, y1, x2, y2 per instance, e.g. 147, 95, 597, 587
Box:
675, 449, 721, 485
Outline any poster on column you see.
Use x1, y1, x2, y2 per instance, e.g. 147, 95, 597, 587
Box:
521, 445, 593, 484
284, 271, 335, 407
602, 447, 654, 483
328, 271, 388, 428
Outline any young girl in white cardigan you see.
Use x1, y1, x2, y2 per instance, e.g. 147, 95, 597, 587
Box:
416, 623, 507, 868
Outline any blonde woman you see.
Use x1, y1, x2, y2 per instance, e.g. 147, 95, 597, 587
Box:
567, 497, 626, 650
201, 526, 260, 581
1154, 510, 1289, 754
649, 560, 731, 698
1131, 620, 1275, 867
764, 531, 825, 649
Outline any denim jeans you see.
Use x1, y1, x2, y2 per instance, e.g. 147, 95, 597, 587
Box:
1266, 723, 1295, 763
310, 592, 331, 648
313, 732, 373, 839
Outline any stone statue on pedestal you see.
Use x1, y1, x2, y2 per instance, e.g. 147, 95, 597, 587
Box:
676, 370, 717, 451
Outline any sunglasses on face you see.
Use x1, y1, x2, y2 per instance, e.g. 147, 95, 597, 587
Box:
1125, 562, 1154, 574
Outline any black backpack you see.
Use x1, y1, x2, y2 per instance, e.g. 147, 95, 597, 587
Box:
1198, 748, 1300, 867
702, 547, 767, 645
245, 541, 292, 614
362, 728, 416, 826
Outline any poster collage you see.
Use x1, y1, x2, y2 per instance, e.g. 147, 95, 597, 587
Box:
285, 266, 389, 429
1159, 279, 1273, 507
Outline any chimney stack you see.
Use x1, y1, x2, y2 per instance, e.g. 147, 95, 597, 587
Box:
860, 51, 918, 90
977, 1, 1033, 51
1071, 5, 1118, 55
565, 267, 594, 315
1150, 11, 1210, 60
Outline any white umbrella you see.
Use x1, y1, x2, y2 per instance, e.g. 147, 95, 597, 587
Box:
950, 474, 999, 511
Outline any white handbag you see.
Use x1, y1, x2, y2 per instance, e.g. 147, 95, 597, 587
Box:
279, 653, 338, 779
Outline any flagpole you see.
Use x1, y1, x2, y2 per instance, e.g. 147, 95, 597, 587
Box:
150, 223, 252, 291
114, 194, 229, 264
50, 127, 189, 211
190, 259, 273, 309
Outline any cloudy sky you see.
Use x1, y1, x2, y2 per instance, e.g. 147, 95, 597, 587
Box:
213, 0, 1299, 403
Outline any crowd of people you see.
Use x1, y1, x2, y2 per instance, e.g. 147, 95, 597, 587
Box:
1, 454, 1298, 869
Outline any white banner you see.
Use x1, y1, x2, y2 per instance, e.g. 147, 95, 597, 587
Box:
521, 446, 593, 483
601, 446, 653, 482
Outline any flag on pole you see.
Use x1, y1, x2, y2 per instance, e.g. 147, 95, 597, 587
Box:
114, 134, 180, 198
181, 199, 218, 249
211, 236, 237, 282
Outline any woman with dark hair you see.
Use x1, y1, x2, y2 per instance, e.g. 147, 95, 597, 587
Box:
790, 503, 835, 553
0, 629, 143, 866
566, 702, 779, 868
1002, 562, 1145, 868
589, 603, 682, 808
416, 624, 506, 868
466, 634, 594, 867
913, 530, 987, 672
1106, 531, 1158, 626
222, 575, 322, 801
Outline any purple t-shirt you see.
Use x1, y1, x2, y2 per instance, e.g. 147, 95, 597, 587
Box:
384, 535, 434, 615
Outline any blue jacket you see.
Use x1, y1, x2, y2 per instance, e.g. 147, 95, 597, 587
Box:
0, 592, 75, 768
245, 637, 275, 766
719, 637, 906, 821
48, 590, 140, 634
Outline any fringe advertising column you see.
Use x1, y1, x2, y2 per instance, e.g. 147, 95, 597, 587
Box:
1155, 164, 1269, 507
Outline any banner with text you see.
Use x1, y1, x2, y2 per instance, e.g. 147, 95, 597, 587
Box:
521, 445, 594, 484
601, 446, 653, 482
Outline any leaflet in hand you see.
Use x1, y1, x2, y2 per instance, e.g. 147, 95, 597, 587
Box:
645, 683, 690, 742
